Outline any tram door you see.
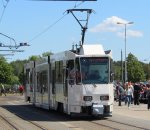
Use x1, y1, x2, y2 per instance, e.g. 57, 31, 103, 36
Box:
24, 62, 35, 103
40, 69, 49, 108
35, 72, 41, 105
67, 59, 81, 113
67, 60, 77, 110
51, 69, 56, 108
36, 66, 49, 108
30, 68, 35, 103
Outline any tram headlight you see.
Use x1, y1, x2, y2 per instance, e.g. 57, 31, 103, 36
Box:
83, 96, 92, 101
100, 95, 109, 101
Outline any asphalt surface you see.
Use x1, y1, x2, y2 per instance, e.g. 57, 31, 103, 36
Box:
0, 94, 150, 130
113, 101, 150, 121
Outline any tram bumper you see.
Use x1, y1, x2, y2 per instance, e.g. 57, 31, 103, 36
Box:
92, 104, 104, 115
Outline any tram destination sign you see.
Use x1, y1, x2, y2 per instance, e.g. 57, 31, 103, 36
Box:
81, 57, 108, 65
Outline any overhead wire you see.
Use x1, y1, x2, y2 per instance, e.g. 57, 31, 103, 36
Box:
28, 1, 85, 43
28, 13, 68, 43
74, 1, 84, 8
0, 0, 10, 24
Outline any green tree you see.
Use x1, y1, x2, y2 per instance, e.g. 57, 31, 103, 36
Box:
10, 75, 20, 85
113, 61, 122, 81
42, 51, 53, 57
0, 57, 14, 84
127, 53, 146, 82
29, 55, 41, 61
10, 59, 28, 84
10, 60, 27, 77
141, 62, 150, 80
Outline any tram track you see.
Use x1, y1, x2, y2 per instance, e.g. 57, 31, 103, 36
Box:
107, 118, 150, 130
0, 105, 149, 130
0, 114, 19, 130
3, 105, 148, 130
27, 120, 49, 130
1, 95, 150, 130
66, 115, 150, 130
0, 107, 51, 130
87, 118, 150, 130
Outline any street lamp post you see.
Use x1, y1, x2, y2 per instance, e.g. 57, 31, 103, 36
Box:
117, 22, 134, 83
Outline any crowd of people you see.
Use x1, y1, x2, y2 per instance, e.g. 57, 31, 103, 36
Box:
115, 81, 150, 110
0, 84, 24, 96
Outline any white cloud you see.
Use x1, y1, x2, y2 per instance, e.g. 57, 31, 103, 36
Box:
89, 16, 143, 38
117, 30, 143, 38
89, 16, 125, 32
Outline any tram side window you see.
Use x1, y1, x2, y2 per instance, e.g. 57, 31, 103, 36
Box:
52, 69, 56, 94
64, 68, 68, 96
26, 69, 30, 84
30, 72, 33, 92
67, 60, 75, 85
55, 61, 63, 83
41, 70, 48, 93
37, 72, 41, 93
37, 71, 48, 93
75, 58, 81, 84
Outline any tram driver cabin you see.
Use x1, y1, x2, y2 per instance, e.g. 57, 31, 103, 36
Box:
24, 44, 114, 117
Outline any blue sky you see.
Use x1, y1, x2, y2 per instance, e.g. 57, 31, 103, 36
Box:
0, 0, 150, 62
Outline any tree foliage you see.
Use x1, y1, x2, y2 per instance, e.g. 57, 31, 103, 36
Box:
113, 61, 122, 81
42, 51, 53, 57
29, 55, 41, 61
0, 57, 14, 84
141, 62, 150, 80
127, 53, 146, 82
10, 60, 27, 77
10, 59, 28, 84
9, 52, 53, 84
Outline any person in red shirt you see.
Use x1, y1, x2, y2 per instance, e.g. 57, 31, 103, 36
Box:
19, 85, 24, 95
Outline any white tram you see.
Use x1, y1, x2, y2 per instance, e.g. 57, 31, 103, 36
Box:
24, 44, 114, 117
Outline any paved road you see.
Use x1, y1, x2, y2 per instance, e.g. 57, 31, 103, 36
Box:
0, 94, 150, 130
113, 101, 150, 121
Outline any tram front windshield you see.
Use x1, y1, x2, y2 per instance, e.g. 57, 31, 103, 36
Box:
80, 57, 109, 84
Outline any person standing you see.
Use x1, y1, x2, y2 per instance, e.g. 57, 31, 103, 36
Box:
125, 85, 133, 108
134, 83, 141, 105
128, 82, 134, 104
146, 85, 150, 110
0, 83, 6, 96
116, 82, 124, 106
19, 85, 24, 95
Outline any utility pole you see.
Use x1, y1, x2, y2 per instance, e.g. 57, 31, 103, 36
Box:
117, 22, 134, 83
121, 49, 124, 84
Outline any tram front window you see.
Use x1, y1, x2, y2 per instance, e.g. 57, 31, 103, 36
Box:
80, 57, 109, 84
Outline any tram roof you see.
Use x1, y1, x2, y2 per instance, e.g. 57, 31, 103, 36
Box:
79, 44, 105, 55
50, 44, 112, 61
24, 44, 112, 66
